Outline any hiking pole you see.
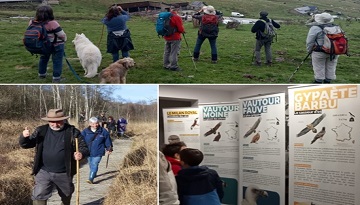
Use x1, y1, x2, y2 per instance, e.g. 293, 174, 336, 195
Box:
75, 138, 80, 205
288, 52, 312, 82
105, 153, 110, 168
98, 24, 105, 48
182, 33, 198, 71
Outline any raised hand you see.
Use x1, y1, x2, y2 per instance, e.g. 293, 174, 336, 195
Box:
23, 127, 30, 138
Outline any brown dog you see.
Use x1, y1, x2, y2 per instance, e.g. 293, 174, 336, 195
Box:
99, 57, 135, 84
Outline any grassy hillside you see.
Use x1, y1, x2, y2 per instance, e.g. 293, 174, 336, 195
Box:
0, 0, 359, 83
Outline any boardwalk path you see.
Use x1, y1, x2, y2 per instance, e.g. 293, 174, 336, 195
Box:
48, 138, 133, 205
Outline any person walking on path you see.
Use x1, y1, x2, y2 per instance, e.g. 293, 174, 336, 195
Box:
19, 109, 89, 205
117, 116, 128, 138
251, 11, 280, 66
163, 4, 185, 71
81, 117, 113, 184
192, 5, 221, 63
306, 12, 338, 84
30, 5, 67, 83
102, 5, 134, 62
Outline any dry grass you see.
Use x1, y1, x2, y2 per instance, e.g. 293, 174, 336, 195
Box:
103, 122, 158, 205
0, 120, 158, 205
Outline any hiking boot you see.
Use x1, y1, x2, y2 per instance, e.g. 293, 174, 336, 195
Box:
52, 77, 66, 83
265, 61, 272, 66
38, 74, 47, 79
86, 179, 93, 184
192, 57, 199, 61
323, 79, 331, 84
313, 79, 323, 84
211, 60, 217, 64
170, 67, 182, 72
163, 66, 169, 70
253, 61, 261, 66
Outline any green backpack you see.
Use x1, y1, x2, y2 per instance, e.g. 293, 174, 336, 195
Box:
259, 19, 276, 39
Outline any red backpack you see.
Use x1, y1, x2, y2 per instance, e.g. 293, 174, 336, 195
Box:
199, 15, 219, 38
318, 24, 348, 60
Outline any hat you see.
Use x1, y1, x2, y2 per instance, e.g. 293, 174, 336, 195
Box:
260, 11, 268, 17
314, 12, 334, 24
168, 135, 180, 144
41, 109, 69, 121
204, 5, 216, 15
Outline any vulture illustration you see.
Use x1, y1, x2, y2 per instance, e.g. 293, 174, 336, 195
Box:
243, 117, 262, 138
250, 132, 260, 143
310, 127, 326, 144
190, 117, 199, 130
204, 122, 222, 137
213, 132, 221, 141
296, 113, 326, 137
241, 185, 268, 205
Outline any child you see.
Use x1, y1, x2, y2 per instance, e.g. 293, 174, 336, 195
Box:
176, 148, 224, 205
162, 141, 187, 175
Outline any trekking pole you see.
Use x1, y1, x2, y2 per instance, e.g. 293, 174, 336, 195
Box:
288, 52, 312, 82
98, 24, 105, 48
182, 33, 198, 71
75, 138, 80, 205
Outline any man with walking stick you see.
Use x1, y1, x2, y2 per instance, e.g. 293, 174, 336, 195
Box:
19, 109, 89, 205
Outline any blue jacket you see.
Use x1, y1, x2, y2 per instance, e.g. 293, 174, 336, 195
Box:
102, 11, 130, 32
176, 166, 224, 205
81, 127, 113, 157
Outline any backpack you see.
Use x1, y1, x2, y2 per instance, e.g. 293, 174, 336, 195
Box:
156, 12, 176, 37
199, 15, 219, 38
259, 19, 276, 39
23, 21, 54, 55
317, 24, 348, 60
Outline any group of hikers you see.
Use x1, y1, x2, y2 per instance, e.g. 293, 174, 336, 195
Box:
159, 136, 224, 205
26, 3, 344, 83
19, 109, 127, 205
164, 5, 345, 84
79, 111, 128, 138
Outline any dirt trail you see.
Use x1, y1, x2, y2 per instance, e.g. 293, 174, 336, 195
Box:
47, 138, 133, 205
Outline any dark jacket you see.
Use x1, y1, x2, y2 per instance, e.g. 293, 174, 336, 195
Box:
251, 16, 280, 40
81, 126, 113, 157
176, 166, 224, 205
19, 123, 89, 177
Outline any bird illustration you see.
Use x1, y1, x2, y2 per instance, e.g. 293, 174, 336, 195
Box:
204, 122, 222, 137
213, 132, 221, 141
250, 132, 260, 143
243, 117, 262, 138
190, 117, 199, 130
311, 127, 326, 144
296, 113, 326, 137
241, 185, 268, 205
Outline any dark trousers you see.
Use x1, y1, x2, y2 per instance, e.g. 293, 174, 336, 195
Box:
32, 169, 74, 205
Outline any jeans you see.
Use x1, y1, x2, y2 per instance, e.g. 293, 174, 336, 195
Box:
112, 50, 129, 62
163, 40, 181, 69
88, 156, 102, 179
39, 43, 64, 80
193, 35, 217, 60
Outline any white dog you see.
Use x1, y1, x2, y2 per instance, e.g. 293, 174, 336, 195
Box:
72, 33, 102, 78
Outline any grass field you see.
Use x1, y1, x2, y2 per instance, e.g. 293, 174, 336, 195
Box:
0, 0, 359, 84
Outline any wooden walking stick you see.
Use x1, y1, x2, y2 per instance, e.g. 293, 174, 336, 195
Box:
75, 138, 80, 205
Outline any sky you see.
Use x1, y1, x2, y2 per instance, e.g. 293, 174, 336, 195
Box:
109, 85, 158, 103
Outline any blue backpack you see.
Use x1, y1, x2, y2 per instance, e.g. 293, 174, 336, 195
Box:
23, 21, 53, 55
156, 12, 176, 37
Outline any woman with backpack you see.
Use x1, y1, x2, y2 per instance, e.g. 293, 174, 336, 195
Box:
102, 5, 134, 62
306, 13, 338, 84
30, 5, 67, 83
192, 6, 221, 64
